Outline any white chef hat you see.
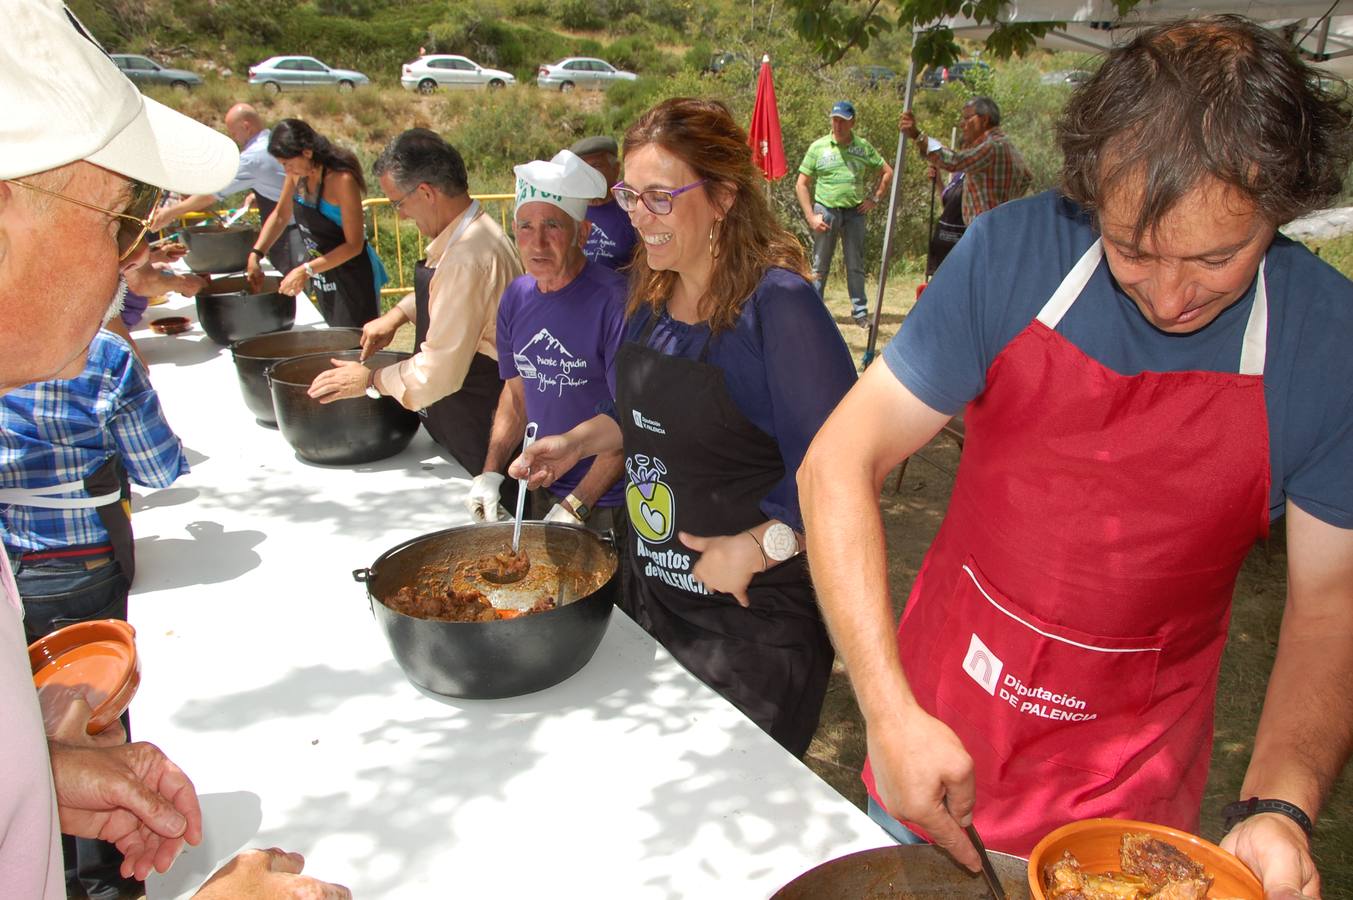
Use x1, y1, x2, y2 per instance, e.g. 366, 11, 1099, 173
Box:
513, 149, 607, 221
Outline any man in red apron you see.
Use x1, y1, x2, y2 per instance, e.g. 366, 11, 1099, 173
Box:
800, 17, 1353, 898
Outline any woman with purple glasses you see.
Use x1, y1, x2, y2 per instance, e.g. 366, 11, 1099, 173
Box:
513, 98, 857, 756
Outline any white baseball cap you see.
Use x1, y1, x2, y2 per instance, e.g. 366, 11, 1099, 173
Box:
514, 150, 607, 222
0, 0, 238, 194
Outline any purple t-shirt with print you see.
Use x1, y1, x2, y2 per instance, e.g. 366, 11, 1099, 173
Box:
497, 260, 628, 506
583, 199, 638, 271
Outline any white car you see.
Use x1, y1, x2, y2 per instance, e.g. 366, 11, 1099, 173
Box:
247, 56, 370, 93
536, 57, 637, 92
401, 55, 516, 93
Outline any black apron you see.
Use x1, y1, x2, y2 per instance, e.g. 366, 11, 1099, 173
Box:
255, 193, 301, 276
926, 173, 967, 278
615, 314, 834, 757
292, 168, 379, 328
412, 260, 512, 507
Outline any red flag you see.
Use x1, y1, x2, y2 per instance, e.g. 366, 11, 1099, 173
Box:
748, 55, 787, 181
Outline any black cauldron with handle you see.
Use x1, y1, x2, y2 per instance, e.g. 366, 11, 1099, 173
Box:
353, 521, 618, 699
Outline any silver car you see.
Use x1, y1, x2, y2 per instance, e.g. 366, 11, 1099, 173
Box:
401, 55, 516, 93
248, 56, 370, 94
111, 54, 202, 90
536, 57, 637, 92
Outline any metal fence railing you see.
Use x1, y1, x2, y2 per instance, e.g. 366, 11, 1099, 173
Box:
364, 193, 514, 299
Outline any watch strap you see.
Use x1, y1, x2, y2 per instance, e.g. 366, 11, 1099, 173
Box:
563, 493, 589, 520
1221, 797, 1313, 838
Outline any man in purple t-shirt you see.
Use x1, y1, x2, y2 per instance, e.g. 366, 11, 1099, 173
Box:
466, 149, 627, 530
570, 136, 638, 272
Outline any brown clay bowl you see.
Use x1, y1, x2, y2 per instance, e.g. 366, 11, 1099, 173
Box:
149, 316, 192, 335
1028, 818, 1262, 899
29, 619, 140, 735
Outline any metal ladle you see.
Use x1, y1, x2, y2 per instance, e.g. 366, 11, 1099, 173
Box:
480, 421, 537, 585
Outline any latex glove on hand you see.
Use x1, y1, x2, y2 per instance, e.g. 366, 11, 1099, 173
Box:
543, 502, 582, 526
466, 473, 507, 522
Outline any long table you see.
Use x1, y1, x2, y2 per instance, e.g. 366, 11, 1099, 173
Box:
130, 292, 887, 898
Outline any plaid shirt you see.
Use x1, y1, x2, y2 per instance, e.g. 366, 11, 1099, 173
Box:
935, 128, 1032, 224
0, 330, 188, 555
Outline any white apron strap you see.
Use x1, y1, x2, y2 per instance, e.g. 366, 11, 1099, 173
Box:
1036, 240, 1104, 329
0, 480, 121, 510
1238, 261, 1268, 376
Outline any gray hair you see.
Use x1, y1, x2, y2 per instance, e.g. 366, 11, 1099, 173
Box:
966, 96, 1001, 126
372, 128, 468, 198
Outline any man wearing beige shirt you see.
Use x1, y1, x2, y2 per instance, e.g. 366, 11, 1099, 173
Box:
309, 129, 522, 497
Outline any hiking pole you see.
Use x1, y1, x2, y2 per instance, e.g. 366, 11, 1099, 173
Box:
861, 45, 918, 370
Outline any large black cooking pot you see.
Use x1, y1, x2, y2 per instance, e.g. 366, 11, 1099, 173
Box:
267, 350, 419, 464
195, 275, 295, 345
181, 223, 261, 274
353, 522, 618, 699
231, 328, 363, 426
773, 845, 1031, 899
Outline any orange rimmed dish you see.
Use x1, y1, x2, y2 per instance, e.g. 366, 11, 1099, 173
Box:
1028, 818, 1262, 899
29, 619, 140, 735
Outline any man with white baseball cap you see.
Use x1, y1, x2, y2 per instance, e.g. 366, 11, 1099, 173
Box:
466, 149, 627, 530
1, 2, 348, 897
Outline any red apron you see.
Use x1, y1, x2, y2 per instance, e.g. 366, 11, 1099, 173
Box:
864, 240, 1271, 854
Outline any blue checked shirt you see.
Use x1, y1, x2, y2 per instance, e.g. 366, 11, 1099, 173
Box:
0, 330, 188, 555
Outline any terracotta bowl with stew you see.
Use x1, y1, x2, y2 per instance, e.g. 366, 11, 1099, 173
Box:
1028, 818, 1262, 899
149, 316, 192, 335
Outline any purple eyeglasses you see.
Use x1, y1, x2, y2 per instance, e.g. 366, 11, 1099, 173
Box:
611, 179, 707, 215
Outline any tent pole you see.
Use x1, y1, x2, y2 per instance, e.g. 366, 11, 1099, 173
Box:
861, 45, 917, 370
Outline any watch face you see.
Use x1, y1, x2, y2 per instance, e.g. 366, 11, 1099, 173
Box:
763, 523, 798, 561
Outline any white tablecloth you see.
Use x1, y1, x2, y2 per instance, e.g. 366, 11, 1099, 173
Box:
130, 292, 887, 898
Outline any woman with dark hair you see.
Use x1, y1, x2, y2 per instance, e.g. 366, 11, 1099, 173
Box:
514, 98, 857, 757
247, 118, 387, 327
800, 14, 1353, 894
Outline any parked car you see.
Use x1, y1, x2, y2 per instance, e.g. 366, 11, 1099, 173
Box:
536, 57, 636, 92
247, 56, 370, 94
111, 54, 202, 90
1040, 68, 1093, 87
846, 64, 899, 91
919, 60, 991, 89
401, 55, 515, 93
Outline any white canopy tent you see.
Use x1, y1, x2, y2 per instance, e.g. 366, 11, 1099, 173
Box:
940, 1, 1353, 77
861, 0, 1353, 365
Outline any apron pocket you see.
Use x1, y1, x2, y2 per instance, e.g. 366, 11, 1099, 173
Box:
925, 556, 1163, 779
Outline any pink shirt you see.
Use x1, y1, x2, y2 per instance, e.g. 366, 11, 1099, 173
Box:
0, 552, 63, 898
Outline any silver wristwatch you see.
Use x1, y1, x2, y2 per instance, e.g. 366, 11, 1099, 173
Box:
364, 368, 380, 400
761, 522, 800, 562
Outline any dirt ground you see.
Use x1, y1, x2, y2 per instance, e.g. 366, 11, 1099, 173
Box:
805, 278, 1353, 895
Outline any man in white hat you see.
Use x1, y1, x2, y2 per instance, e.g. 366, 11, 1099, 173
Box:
0, 2, 348, 896
465, 150, 627, 529
308, 129, 522, 508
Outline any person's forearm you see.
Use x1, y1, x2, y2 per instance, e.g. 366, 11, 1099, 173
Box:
873, 166, 894, 199
567, 449, 624, 508
795, 177, 816, 219
482, 384, 526, 475
568, 414, 624, 459
254, 206, 287, 254
800, 441, 916, 725
1241, 505, 1353, 820
160, 194, 217, 223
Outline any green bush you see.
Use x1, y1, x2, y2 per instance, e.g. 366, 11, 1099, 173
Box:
559, 0, 605, 31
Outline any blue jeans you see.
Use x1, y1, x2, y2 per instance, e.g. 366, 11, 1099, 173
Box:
16, 557, 137, 899
867, 795, 928, 845
810, 203, 868, 319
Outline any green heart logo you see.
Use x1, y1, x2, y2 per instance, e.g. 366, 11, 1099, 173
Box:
627, 480, 674, 543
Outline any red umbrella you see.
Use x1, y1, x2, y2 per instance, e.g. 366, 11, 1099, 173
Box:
747, 54, 787, 181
